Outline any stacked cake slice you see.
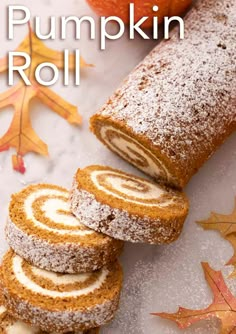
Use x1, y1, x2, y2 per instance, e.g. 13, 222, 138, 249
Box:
6, 184, 123, 273
1, 165, 188, 333
70, 165, 189, 244
1, 183, 123, 333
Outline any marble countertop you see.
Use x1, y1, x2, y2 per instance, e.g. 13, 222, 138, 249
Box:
0, 0, 236, 333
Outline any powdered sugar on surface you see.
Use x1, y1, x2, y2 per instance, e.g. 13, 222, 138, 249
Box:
101, 141, 236, 333
0, 0, 235, 333
105, 222, 234, 334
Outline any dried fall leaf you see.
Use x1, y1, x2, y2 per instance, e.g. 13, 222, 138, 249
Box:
198, 201, 236, 277
153, 262, 236, 334
198, 200, 236, 237
0, 25, 91, 173
226, 234, 236, 275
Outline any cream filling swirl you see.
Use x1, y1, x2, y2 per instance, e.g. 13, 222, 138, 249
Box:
13, 255, 108, 298
0, 305, 7, 315
24, 188, 93, 236
6, 321, 40, 334
32, 266, 90, 284
91, 170, 174, 207
100, 125, 171, 181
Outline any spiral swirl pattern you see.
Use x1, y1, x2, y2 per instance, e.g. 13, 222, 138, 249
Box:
2, 250, 122, 332
12, 254, 108, 299
7, 184, 123, 274
100, 125, 171, 182
22, 186, 93, 236
90, 169, 175, 208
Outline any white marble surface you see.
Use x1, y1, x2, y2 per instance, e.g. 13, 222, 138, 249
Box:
0, 0, 236, 333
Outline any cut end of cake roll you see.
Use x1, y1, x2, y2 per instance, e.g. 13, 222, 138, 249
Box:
70, 165, 189, 244
6, 184, 123, 274
90, 116, 183, 188
90, 0, 236, 189
1, 250, 122, 333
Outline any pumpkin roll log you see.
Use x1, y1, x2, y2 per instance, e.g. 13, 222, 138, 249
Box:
6, 184, 123, 274
1, 250, 122, 333
90, 0, 236, 189
70, 166, 189, 244
0, 285, 99, 334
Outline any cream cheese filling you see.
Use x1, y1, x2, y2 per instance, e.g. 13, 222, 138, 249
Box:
13, 255, 108, 298
0, 305, 7, 315
24, 188, 93, 236
32, 266, 90, 285
91, 170, 174, 208
100, 125, 171, 181
6, 321, 40, 334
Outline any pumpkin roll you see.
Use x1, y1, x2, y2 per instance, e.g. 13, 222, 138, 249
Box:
6, 184, 123, 274
70, 165, 189, 244
0, 286, 99, 334
1, 250, 122, 333
90, 0, 236, 189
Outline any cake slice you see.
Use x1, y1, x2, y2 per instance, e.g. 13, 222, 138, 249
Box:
1, 250, 122, 333
6, 184, 123, 274
70, 165, 189, 244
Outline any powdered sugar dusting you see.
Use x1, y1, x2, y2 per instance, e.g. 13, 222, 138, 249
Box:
97, 0, 236, 186
70, 179, 185, 244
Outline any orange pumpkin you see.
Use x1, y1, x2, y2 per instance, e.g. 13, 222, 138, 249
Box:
86, 0, 192, 28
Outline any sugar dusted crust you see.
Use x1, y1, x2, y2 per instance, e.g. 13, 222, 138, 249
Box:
91, 0, 236, 188
1, 250, 122, 332
71, 185, 183, 244
70, 166, 189, 244
5, 218, 122, 274
3, 291, 113, 333
6, 184, 123, 273
0, 278, 100, 334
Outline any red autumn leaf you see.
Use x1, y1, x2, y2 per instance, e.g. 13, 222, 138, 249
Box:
153, 262, 236, 334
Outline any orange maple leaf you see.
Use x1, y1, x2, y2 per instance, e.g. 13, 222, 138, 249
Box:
198, 200, 236, 237
198, 200, 236, 277
225, 234, 236, 277
153, 262, 236, 334
0, 25, 91, 173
